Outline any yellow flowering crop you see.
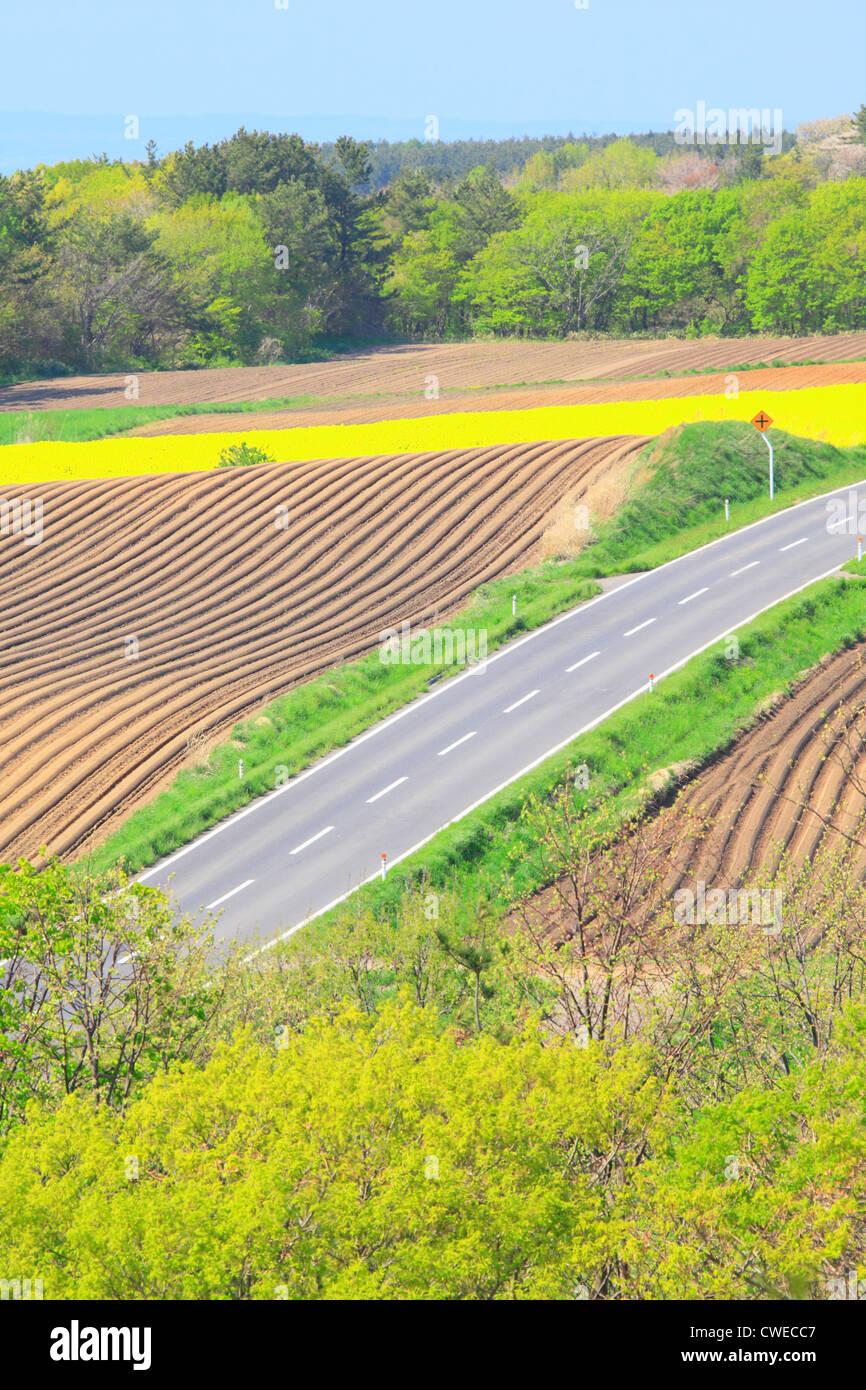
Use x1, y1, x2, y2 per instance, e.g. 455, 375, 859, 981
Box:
2, 383, 865, 486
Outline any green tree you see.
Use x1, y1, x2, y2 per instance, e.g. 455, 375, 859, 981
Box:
0, 999, 657, 1299
52, 208, 184, 366
0, 858, 236, 1132
563, 139, 659, 191
461, 193, 638, 335
622, 189, 742, 332
451, 166, 520, 259
150, 195, 273, 363
0, 171, 55, 370
258, 179, 340, 348
745, 181, 866, 332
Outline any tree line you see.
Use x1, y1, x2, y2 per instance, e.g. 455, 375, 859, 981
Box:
0, 120, 864, 381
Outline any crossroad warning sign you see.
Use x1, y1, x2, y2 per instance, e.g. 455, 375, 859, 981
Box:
751, 410, 774, 433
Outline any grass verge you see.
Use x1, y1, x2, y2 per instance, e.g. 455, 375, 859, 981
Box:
87, 420, 866, 878
573, 421, 866, 577
87, 561, 600, 875
293, 573, 866, 949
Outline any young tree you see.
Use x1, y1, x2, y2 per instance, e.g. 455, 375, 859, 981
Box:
0, 857, 237, 1132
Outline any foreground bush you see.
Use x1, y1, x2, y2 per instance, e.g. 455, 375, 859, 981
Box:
0, 998, 863, 1300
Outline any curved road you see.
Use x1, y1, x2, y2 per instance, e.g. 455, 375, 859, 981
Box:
140, 478, 866, 947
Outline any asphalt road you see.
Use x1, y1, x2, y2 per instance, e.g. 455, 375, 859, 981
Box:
140, 478, 866, 947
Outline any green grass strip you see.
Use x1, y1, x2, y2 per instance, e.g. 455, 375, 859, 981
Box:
294, 573, 866, 947
574, 421, 866, 577
0, 397, 328, 447
86, 420, 866, 878
87, 562, 599, 875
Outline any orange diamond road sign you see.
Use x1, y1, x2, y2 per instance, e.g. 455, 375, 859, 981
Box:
751, 410, 774, 433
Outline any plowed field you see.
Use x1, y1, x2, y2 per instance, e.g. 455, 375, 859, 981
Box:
126, 360, 866, 437
0, 434, 646, 861
528, 639, 866, 940
3, 331, 866, 415
662, 643, 866, 892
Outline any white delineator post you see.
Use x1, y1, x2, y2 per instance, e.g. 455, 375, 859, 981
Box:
239, 759, 244, 779
381, 853, 387, 881
859, 537, 863, 564
649, 673, 654, 693
512, 594, 517, 617
763, 434, 774, 500
725, 498, 730, 522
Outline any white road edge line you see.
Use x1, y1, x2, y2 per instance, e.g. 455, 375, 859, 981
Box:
366, 776, 408, 804
624, 618, 655, 637
780, 537, 808, 552
206, 879, 254, 911
438, 732, 476, 756
141, 474, 866, 884
566, 651, 600, 673
678, 587, 709, 605
731, 561, 759, 576
259, 559, 845, 954
289, 826, 334, 855
504, 690, 539, 713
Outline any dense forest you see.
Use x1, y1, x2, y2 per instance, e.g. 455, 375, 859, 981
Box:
1, 117, 864, 380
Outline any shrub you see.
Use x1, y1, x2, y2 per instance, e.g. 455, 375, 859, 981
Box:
217, 441, 275, 468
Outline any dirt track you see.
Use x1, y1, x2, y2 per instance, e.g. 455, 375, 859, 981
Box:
124, 359, 866, 437
3, 331, 866, 416
0, 434, 646, 861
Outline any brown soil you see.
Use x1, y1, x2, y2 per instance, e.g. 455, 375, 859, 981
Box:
114, 360, 866, 437
0, 434, 647, 861
3, 331, 866, 416
527, 640, 866, 938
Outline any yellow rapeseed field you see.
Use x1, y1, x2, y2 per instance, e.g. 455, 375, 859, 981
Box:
2, 384, 865, 486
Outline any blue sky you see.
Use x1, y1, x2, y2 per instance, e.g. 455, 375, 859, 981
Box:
1, 0, 864, 168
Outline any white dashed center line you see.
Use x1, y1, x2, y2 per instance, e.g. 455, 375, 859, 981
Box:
206, 879, 255, 910
504, 690, 539, 713
678, 587, 709, 605
730, 561, 760, 576
566, 651, 600, 673
438, 732, 477, 757
366, 776, 408, 804
624, 618, 656, 637
290, 826, 334, 855
780, 537, 808, 551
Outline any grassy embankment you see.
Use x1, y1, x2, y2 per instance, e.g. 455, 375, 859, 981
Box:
87, 562, 600, 874
88, 421, 866, 879
289, 569, 866, 951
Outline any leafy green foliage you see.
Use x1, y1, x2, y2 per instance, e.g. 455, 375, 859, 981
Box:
0, 859, 239, 1130
1, 126, 863, 377
0, 987, 863, 1299
216, 440, 275, 468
